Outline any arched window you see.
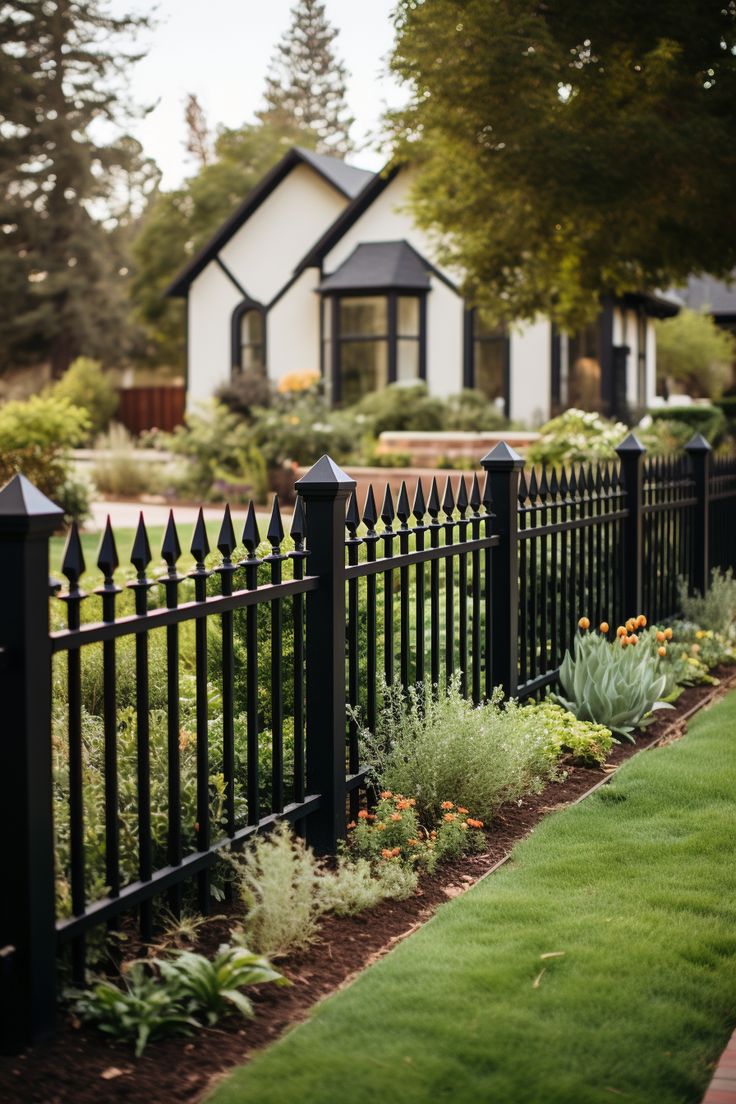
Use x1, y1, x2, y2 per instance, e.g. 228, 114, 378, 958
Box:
231, 302, 266, 376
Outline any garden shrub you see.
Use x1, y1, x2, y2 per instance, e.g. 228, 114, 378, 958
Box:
91, 423, 164, 497
524, 700, 614, 766
216, 370, 273, 419
442, 388, 508, 431
526, 408, 628, 466
358, 677, 561, 823
163, 400, 267, 501
350, 381, 445, 435
0, 394, 90, 519
678, 567, 736, 639
50, 356, 119, 439
647, 404, 726, 447
250, 388, 359, 468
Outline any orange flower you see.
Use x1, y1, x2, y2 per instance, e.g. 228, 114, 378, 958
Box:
379, 791, 393, 800
357, 810, 369, 819
391, 847, 401, 857
396, 799, 412, 810
656, 630, 666, 642
367, 813, 376, 820
664, 627, 673, 640
440, 801, 454, 810
616, 626, 627, 637
381, 848, 393, 859
626, 618, 636, 632
430, 830, 437, 839
457, 807, 469, 814
347, 821, 357, 830
443, 812, 456, 822
376, 822, 386, 830
407, 838, 419, 847
658, 646, 667, 657
628, 634, 638, 645
636, 614, 647, 628
390, 812, 402, 822
599, 622, 609, 634
467, 818, 484, 829
578, 616, 590, 630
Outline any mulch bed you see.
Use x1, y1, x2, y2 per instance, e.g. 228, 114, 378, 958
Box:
2, 672, 733, 1104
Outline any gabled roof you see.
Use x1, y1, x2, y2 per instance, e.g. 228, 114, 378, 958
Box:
294, 163, 403, 275
319, 241, 432, 293
681, 274, 736, 318
166, 147, 375, 298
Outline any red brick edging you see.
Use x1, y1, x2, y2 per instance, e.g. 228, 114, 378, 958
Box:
703, 1028, 736, 1103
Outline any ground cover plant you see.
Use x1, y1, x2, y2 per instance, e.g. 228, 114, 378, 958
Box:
207, 687, 736, 1104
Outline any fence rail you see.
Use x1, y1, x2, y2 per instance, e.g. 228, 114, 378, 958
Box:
0, 430, 734, 1051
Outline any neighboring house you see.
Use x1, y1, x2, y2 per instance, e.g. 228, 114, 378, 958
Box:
680, 276, 736, 386
167, 147, 679, 425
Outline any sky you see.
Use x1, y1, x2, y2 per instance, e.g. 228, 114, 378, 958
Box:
109, 0, 405, 189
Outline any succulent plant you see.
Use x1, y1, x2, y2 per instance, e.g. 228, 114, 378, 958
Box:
554, 629, 672, 741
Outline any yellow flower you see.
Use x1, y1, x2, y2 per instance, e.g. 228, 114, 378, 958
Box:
277, 369, 320, 394
695, 630, 706, 640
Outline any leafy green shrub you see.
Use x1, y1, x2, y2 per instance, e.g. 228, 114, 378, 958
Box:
637, 417, 693, 457
158, 945, 287, 1026
350, 381, 445, 435
50, 356, 119, 439
70, 944, 285, 1056
554, 625, 672, 740
91, 423, 164, 497
69, 962, 197, 1056
250, 389, 359, 468
0, 394, 90, 518
442, 389, 508, 431
358, 677, 560, 823
164, 400, 267, 501
678, 568, 736, 639
666, 620, 736, 671
655, 308, 736, 400
647, 405, 726, 447
526, 409, 628, 466
216, 370, 273, 419
317, 856, 418, 913
525, 701, 614, 766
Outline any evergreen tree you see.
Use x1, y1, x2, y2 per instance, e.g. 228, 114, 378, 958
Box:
184, 94, 212, 168
258, 0, 353, 157
0, 1, 153, 375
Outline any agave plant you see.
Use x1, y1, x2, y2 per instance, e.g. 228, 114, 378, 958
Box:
554, 630, 672, 741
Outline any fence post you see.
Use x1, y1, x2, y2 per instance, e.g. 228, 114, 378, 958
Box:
685, 433, 712, 596
481, 442, 524, 696
0, 475, 63, 1051
615, 432, 646, 618
296, 455, 355, 854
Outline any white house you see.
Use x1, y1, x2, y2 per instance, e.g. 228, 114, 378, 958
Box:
167, 147, 679, 425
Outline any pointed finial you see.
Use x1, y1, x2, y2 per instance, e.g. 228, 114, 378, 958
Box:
442, 476, 456, 517
96, 517, 118, 584
161, 510, 181, 574
396, 481, 410, 525
345, 490, 360, 537
380, 484, 395, 528
470, 474, 482, 513
131, 513, 152, 577
362, 485, 378, 533
290, 496, 306, 547
456, 476, 469, 516
549, 468, 559, 497
190, 507, 210, 566
427, 477, 440, 519
217, 504, 236, 563
61, 522, 86, 590
518, 471, 529, 505
267, 496, 284, 552
528, 468, 539, 502
481, 472, 492, 510
242, 501, 261, 556
538, 466, 549, 501
412, 478, 426, 521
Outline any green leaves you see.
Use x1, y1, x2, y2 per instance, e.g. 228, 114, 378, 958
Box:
69, 944, 286, 1055
555, 631, 671, 740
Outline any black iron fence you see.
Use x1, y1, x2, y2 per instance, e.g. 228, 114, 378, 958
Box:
0, 431, 733, 1051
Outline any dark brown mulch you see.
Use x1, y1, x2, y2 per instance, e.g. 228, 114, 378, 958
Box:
1, 672, 732, 1104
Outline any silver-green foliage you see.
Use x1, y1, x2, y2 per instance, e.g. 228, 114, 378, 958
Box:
555, 632, 671, 741
358, 676, 561, 823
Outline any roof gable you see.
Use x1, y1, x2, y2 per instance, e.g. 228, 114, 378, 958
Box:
167, 147, 375, 298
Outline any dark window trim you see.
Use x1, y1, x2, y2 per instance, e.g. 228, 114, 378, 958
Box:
230, 300, 267, 377
324, 289, 427, 405
550, 323, 561, 412
464, 307, 510, 419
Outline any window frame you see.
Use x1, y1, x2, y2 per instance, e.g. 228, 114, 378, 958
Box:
464, 307, 510, 418
231, 300, 267, 377
322, 289, 427, 404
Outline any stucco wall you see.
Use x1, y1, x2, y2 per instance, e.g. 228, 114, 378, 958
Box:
187, 262, 241, 405
509, 319, 551, 426
267, 268, 322, 382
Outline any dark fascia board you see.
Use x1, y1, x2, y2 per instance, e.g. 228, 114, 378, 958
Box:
619, 291, 680, 319
166, 148, 368, 299
293, 163, 404, 277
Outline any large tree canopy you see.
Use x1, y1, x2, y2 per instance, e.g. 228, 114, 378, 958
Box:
389, 1, 736, 329
0, 0, 156, 375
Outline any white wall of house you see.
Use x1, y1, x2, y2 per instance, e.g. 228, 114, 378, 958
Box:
509, 319, 552, 426
267, 268, 322, 383
187, 262, 241, 404
185, 164, 349, 408
425, 279, 464, 397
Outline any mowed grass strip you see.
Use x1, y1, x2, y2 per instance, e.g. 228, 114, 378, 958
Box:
208, 691, 736, 1104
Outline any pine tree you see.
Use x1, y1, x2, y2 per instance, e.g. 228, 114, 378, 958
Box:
0, 1, 153, 376
184, 94, 212, 168
258, 0, 353, 157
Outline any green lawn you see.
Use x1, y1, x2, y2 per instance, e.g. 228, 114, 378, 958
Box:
209, 691, 736, 1104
